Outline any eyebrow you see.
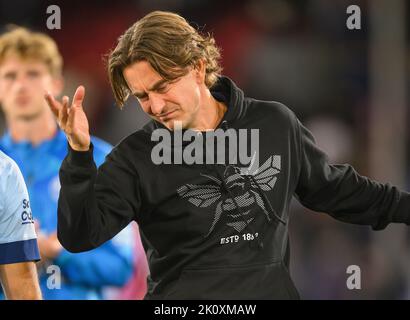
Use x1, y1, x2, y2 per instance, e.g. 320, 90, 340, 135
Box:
132, 79, 168, 98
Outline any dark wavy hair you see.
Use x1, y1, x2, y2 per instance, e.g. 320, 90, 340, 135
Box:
107, 11, 222, 108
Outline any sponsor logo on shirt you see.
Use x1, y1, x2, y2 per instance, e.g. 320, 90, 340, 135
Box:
21, 199, 34, 225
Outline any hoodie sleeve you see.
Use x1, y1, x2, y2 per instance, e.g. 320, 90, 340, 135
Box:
55, 224, 134, 287
57, 143, 141, 253
294, 118, 410, 230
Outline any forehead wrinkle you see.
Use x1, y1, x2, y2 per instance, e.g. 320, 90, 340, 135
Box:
131, 79, 168, 96
124, 61, 164, 96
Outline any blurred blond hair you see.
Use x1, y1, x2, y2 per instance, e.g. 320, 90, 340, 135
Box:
0, 26, 63, 77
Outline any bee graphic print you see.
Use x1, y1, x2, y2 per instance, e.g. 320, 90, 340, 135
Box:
177, 155, 285, 238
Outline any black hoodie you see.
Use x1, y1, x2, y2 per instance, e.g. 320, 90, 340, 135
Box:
57, 76, 410, 299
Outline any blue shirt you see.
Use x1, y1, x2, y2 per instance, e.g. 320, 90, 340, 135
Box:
0, 130, 134, 299
0, 150, 40, 265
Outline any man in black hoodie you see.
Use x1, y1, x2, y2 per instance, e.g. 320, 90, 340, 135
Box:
45, 11, 410, 299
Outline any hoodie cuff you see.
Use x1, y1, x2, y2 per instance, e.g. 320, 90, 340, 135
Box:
392, 191, 410, 225
67, 142, 94, 168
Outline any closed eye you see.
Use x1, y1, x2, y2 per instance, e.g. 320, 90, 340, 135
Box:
134, 92, 148, 101
132, 78, 176, 102
154, 83, 169, 94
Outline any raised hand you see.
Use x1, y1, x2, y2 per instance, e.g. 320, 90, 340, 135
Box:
45, 86, 91, 151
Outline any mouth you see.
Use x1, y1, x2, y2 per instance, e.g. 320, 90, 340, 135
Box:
15, 96, 31, 105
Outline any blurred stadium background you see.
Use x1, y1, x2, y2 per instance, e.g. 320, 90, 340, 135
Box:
0, 0, 409, 299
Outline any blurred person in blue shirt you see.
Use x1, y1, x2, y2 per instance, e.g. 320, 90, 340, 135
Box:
0, 26, 135, 299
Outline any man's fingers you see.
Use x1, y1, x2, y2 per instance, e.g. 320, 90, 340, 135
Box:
44, 92, 61, 118
62, 95, 70, 107
72, 85, 85, 108
59, 96, 70, 127
66, 104, 79, 132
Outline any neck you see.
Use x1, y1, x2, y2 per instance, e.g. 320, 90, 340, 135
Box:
192, 89, 227, 131
7, 110, 58, 146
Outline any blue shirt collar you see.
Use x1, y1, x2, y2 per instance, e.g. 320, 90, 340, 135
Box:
0, 129, 65, 152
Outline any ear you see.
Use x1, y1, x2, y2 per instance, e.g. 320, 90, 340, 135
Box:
194, 59, 206, 85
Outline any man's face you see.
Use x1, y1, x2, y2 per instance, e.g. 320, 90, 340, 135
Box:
0, 55, 61, 121
123, 60, 203, 130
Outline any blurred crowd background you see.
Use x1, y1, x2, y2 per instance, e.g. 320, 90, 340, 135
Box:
0, 0, 409, 299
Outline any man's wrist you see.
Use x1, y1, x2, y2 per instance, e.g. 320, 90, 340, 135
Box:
66, 142, 95, 168
70, 144, 90, 152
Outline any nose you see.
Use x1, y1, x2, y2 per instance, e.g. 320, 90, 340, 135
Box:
148, 92, 166, 116
13, 74, 29, 93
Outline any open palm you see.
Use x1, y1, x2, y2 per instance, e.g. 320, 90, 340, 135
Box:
45, 86, 91, 151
